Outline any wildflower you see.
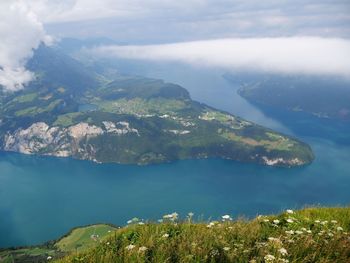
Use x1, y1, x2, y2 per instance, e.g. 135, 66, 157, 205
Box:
263, 219, 270, 222
306, 230, 312, 234
127, 218, 139, 224
331, 220, 338, 224
286, 218, 294, 223
210, 249, 219, 257
126, 244, 135, 250
285, 230, 294, 235
188, 212, 194, 217
264, 254, 275, 262
315, 220, 320, 223
273, 219, 280, 224
158, 219, 163, 223
162, 233, 169, 238
301, 227, 307, 231
280, 259, 289, 263
328, 232, 334, 237
47, 256, 52, 260
279, 248, 288, 256
222, 215, 232, 221
138, 222, 145, 225
337, 227, 344, 231
321, 221, 328, 225
106, 242, 110, 245
223, 246, 230, 251
207, 222, 217, 228
295, 230, 303, 235
286, 210, 294, 214
163, 212, 178, 221
138, 246, 148, 252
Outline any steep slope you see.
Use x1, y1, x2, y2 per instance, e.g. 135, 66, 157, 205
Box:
236, 74, 350, 121
1, 207, 349, 263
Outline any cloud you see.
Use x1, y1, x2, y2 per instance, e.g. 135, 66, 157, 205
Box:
0, 0, 51, 92
37, 0, 350, 41
90, 37, 350, 77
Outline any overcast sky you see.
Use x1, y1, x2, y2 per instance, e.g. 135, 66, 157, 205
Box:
1, 0, 350, 91
40, 0, 350, 42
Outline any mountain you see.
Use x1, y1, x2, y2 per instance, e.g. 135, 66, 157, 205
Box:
0, 45, 314, 167
234, 74, 350, 121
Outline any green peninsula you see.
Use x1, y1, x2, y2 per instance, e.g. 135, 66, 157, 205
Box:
0, 46, 314, 167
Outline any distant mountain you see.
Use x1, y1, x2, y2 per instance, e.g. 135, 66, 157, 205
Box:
234, 74, 350, 121
0, 46, 314, 167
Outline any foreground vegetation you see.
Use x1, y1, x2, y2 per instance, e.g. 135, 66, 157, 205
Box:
3, 207, 348, 263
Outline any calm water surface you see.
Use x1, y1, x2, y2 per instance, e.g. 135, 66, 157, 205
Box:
1, 64, 349, 247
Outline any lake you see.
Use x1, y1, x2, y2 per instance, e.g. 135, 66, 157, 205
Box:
1, 63, 350, 248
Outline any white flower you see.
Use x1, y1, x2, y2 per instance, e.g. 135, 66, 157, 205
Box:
126, 244, 135, 250
286, 210, 294, 214
286, 219, 294, 223
279, 248, 288, 256
163, 212, 178, 221
264, 254, 276, 262
138, 222, 145, 225
328, 232, 334, 237
47, 256, 52, 260
331, 220, 338, 224
263, 219, 270, 222
315, 220, 321, 223
285, 230, 294, 235
306, 230, 312, 234
158, 219, 163, 223
301, 227, 307, 231
273, 219, 280, 224
188, 212, 194, 217
222, 215, 232, 221
127, 218, 139, 224
321, 221, 328, 225
295, 230, 303, 235
138, 246, 148, 252
337, 227, 344, 231
106, 242, 110, 245
223, 246, 230, 251
207, 222, 216, 228
162, 233, 169, 238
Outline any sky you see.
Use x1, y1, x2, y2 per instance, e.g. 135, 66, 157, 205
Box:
1, 0, 350, 91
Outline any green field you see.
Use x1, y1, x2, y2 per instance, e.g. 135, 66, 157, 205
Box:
56, 224, 117, 253
0, 224, 117, 263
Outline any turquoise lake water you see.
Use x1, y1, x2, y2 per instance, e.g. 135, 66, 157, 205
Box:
1, 64, 349, 248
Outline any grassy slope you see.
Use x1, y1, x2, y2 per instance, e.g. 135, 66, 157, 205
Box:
0, 224, 117, 263
53, 207, 350, 263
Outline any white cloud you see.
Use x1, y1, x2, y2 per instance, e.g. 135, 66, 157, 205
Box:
90, 37, 350, 77
0, 0, 51, 92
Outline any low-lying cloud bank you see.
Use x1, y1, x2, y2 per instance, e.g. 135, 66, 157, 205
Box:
0, 1, 51, 92
91, 37, 350, 78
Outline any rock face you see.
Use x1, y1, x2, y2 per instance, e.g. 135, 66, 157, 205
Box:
3, 121, 140, 161
262, 156, 303, 166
